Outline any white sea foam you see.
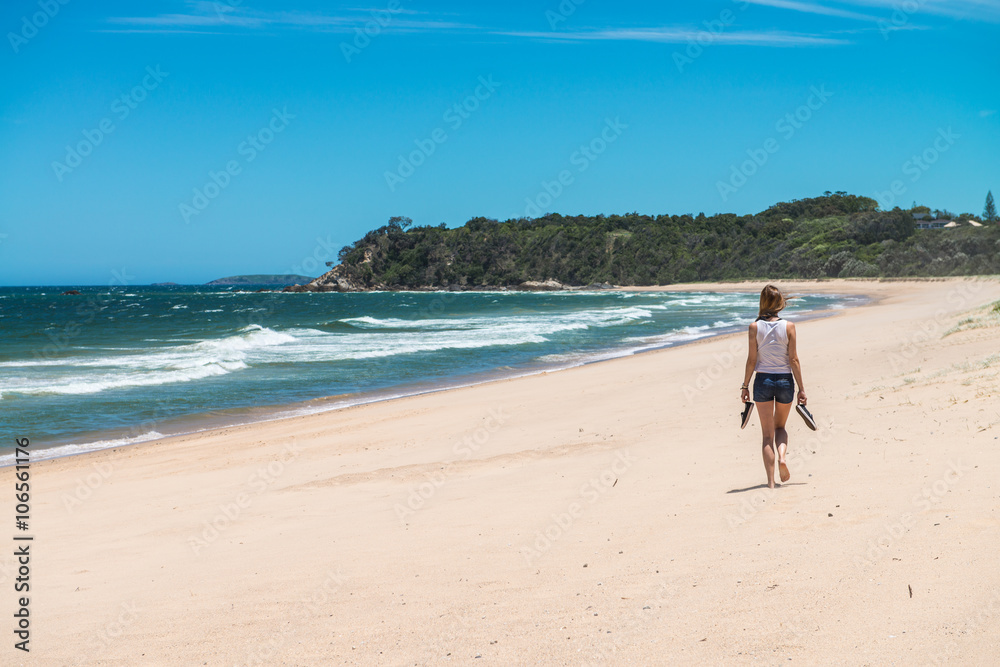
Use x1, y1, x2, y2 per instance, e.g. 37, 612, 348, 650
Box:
0, 431, 165, 466
1, 304, 661, 397
0, 325, 291, 397
0, 359, 75, 368
4, 362, 248, 396
0, 294, 838, 401
339, 305, 654, 333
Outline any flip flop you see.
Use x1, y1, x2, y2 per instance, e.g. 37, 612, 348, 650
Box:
796, 404, 817, 431
740, 401, 754, 429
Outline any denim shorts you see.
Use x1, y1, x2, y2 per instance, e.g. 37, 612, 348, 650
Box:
753, 373, 795, 404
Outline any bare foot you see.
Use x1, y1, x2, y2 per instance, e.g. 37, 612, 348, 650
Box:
779, 459, 790, 483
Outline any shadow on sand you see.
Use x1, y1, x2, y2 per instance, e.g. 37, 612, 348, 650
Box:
726, 482, 808, 494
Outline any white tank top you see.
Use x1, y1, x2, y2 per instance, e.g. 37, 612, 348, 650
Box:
755, 319, 791, 373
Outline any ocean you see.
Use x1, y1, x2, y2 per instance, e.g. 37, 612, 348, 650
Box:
0, 286, 858, 464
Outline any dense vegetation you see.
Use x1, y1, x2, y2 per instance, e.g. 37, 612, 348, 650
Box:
332, 193, 1000, 288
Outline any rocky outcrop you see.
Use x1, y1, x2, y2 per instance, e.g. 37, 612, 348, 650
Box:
283, 270, 601, 293
283, 264, 366, 293
516, 279, 566, 291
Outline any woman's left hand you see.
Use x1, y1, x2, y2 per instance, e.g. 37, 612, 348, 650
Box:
741, 386, 750, 403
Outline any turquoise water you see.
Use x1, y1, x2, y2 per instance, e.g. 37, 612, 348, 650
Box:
0, 286, 856, 463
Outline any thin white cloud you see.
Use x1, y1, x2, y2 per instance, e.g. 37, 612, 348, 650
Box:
106, 3, 477, 34
827, 23, 930, 34
981, 110, 998, 118
500, 28, 848, 47
93, 28, 234, 35
744, 0, 879, 21
104, 6, 847, 45
106, 8, 844, 45
102, 0, 1000, 41
767, 0, 1000, 22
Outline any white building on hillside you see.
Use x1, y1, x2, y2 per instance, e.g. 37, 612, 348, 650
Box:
917, 219, 950, 229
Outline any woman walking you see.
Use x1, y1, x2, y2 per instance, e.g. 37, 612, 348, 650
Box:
741, 285, 807, 488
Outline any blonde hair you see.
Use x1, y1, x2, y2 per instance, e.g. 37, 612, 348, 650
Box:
757, 284, 786, 320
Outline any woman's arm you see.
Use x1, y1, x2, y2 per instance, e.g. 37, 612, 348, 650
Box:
787, 322, 807, 405
741, 323, 757, 403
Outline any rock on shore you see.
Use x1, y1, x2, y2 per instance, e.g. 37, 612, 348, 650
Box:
283, 265, 366, 292
516, 279, 566, 291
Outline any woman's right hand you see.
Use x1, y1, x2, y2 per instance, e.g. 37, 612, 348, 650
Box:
798, 389, 807, 405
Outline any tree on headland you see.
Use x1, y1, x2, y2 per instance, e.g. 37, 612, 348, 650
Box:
317, 193, 1000, 290
985, 191, 998, 223
909, 204, 931, 221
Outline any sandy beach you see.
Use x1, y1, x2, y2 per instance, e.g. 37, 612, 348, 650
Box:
7, 277, 1000, 666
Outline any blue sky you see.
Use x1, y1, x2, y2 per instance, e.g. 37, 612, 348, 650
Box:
1, 0, 998, 285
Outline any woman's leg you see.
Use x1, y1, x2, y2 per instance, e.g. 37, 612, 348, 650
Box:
773, 401, 793, 482
756, 400, 776, 488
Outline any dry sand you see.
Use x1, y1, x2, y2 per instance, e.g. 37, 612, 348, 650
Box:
6, 277, 1000, 665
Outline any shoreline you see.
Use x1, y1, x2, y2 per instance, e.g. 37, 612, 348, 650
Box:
11, 276, 1000, 665
8, 285, 864, 467
0, 275, 956, 291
